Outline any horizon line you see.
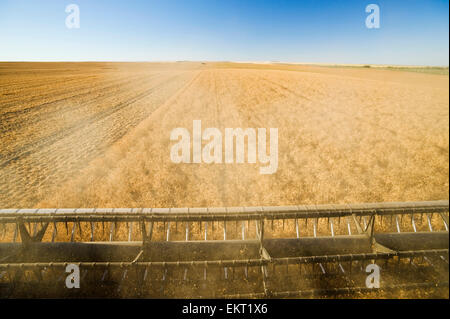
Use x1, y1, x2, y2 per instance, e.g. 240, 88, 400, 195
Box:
0, 60, 448, 68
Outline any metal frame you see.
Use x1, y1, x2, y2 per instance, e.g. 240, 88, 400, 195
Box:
0, 200, 448, 298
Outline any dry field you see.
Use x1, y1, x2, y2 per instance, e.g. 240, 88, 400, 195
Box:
0, 62, 448, 209
0, 62, 448, 299
0, 62, 200, 207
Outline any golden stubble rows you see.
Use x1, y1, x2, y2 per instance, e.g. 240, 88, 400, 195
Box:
25, 63, 449, 209
0, 62, 202, 207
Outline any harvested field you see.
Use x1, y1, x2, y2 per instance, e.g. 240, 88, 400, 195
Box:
0, 62, 201, 207
0, 62, 443, 209
0, 62, 448, 299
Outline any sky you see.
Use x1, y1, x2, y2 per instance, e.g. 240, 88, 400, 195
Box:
0, 0, 448, 65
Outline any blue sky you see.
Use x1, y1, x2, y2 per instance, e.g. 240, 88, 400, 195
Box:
0, 0, 448, 65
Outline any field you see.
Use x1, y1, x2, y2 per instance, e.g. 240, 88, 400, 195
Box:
0, 62, 448, 299
0, 62, 448, 210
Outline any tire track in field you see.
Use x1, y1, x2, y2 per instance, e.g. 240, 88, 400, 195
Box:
0, 73, 160, 137
0, 73, 153, 119
0, 75, 118, 112
0, 70, 199, 207
0, 73, 161, 162
0, 74, 99, 96
0, 73, 183, 169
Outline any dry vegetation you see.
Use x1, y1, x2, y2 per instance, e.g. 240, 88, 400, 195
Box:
0, 62, 448, 298
1, 62, 444, 209
0, 62, 448, 209
0, 62, 200, 207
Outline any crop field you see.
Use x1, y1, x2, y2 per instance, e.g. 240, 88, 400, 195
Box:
0, 62, 448, 298
0, 62, 200, 207
1, 62, 447, 209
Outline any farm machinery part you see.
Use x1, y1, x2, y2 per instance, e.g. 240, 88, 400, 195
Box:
0, 200, 448, 298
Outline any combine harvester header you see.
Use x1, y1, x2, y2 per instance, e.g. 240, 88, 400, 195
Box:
0, 200, 448, 298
